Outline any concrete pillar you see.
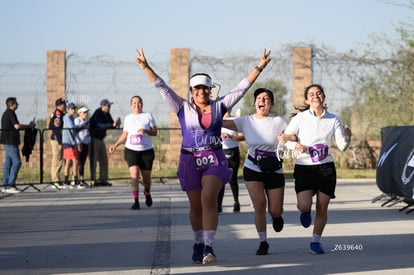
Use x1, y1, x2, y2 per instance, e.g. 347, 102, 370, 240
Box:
46, 50, 66, 118
169, 48, 190, 127
165, 48, 190, 167
292, 47, 312, 111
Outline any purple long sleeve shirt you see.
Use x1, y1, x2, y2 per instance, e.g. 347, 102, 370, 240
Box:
153, 77, 251, 149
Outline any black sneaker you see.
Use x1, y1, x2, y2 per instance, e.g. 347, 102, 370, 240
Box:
93, 180, 102, 187
272, 216, 284, 232
256, 241, 269, 255
192, 243, 204, 263
101, 181, 112, 186
233, 202, 240, 212
144, 191, 153, 207
131, 201, 140, 210
300, 211, 312, 228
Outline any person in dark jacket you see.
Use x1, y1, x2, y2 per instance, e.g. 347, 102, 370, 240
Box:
49, 98, 66, 188
1, 97, 35, 193
89, 99, 121, 186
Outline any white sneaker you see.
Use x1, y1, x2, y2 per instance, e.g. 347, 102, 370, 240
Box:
79, 180, 89, 187
4, 186, 21, 194
62, 184, 70, 189
77, 183, 86, 189
70, 181, 75, 189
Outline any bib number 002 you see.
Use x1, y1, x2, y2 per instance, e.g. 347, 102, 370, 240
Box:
194, 150, 218, 167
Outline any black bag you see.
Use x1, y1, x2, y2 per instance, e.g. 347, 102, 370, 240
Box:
257, 157, 283, 172
248, 155, 283, 172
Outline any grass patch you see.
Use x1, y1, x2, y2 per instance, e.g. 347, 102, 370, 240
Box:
7, 167, 376, 184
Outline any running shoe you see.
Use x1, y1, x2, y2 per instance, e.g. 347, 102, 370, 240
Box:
233, 202, 240, 212
77, 182, 86, 189
62, 183, 71, 189
101, 181, 113, 186
192, 243, 204, 263
144, 191, 153, 207
256, 241, 269, 255
300, 211, 312, 228
2, 186, 21, 194
131, 201, 140, 210
272, 216, 284, 232
52, 182, 62, 189
310, 242, 325, 254
202, 245, 216, 264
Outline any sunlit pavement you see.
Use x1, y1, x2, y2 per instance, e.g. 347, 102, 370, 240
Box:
1, 178, 413, 275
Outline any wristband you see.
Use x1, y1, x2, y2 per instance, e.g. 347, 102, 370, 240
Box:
255, 66, 264, 72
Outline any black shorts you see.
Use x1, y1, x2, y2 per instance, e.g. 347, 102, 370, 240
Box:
293, 162, 337, 198
124, 148, 155, 170
243, 167, 285, 190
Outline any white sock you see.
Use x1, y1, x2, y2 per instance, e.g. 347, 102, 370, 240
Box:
203, 230, 216, 247
258, 231, 267, 242
312, 233, 321, 243
193, 230, 203, 244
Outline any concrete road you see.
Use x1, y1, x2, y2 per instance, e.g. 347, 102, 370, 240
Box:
0, 178, 413, 275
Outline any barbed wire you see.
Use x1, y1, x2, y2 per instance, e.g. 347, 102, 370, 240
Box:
0, 44, 406, 127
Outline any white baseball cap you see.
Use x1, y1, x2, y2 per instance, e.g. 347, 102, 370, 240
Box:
77, 107, 89, 113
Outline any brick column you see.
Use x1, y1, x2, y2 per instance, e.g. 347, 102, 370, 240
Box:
165, 48, 190, 167
169, 48, 190, 127
292, 47, 312, 111
44, 51, 66, 179
46, 50, 66, 118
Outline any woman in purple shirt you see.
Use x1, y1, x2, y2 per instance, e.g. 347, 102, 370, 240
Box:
135, 48, 270, 264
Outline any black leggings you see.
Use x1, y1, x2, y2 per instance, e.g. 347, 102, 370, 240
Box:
77, 143, 89, 177
218, 147, 240, 205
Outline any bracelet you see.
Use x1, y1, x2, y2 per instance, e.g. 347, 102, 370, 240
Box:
254, 65, 264, 72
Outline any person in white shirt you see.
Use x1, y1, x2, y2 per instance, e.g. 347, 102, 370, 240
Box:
109, 95, 157, 210
75, 107, 91, 186
279, 84, 352, 254
223, 88, 287, 256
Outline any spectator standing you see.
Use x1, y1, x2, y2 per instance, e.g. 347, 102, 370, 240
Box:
89, 99, 121, 186
1, 97, 35, 193
49, 98, 66, 188
62, 102, 86, 189
75, 106, 91, 186
109, 95, 157, 210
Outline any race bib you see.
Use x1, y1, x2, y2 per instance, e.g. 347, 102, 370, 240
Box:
130, 134, 143, 145
194, 150, 219, 168
255, 149, 276, 161
308, 143, 329, 162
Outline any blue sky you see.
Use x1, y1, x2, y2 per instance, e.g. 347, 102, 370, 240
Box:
0, 0, 412, 63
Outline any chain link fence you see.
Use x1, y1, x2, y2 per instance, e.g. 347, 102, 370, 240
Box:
0, 47, 380, 188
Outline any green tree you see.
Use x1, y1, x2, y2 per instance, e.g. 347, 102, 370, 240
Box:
346, 4, 414, 141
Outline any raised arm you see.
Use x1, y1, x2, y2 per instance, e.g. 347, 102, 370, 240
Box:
245, 49, 271, 84
135, 48, 158, 83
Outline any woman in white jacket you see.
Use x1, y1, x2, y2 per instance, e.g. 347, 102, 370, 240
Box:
280, 84, 352, 254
